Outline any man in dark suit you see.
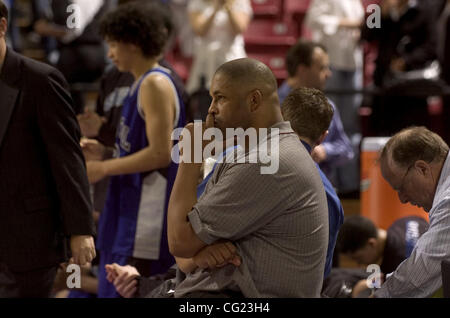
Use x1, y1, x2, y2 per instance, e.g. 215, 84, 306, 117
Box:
0, 1, 96, 297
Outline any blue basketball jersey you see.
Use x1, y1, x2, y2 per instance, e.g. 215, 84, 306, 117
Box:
97, 66, 185, 264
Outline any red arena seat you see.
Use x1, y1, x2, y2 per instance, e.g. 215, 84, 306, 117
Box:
251, 0, 283, 17
284, 0, 311, 15
244, 18, 298, 47
247, 47, 289, 84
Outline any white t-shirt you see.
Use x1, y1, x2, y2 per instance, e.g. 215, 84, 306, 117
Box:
305, 0, 364, 71
186, 0, 253, 93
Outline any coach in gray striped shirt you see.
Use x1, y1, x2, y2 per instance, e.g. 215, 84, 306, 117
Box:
375, 126, 450, 297
168, 58, 329, 297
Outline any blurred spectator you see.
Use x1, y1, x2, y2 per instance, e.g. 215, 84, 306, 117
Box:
31, 0, 57, 58
169, 0, 194, 57
186, 0, 252, 94
33, 0, 108, 113
361, 0, 438, 136
305, 0, 364, 194
279, 40, 354, 192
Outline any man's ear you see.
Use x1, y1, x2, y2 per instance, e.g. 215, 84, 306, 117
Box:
248, 89, 263, 112
0, 17, 7, 38
414, 160, 431, 177
317, 130, 329, 145
367, 237, 377, 248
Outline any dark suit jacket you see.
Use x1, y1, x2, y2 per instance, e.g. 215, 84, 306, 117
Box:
0, 48, 95, 272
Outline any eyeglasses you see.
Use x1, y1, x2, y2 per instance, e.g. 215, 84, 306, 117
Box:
397, 164, 414, 194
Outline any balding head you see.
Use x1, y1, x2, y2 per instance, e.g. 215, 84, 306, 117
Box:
380, 126, 449, 169
379, 126, 449, 212
215, 58, 278, 95
208, 58, 283, 132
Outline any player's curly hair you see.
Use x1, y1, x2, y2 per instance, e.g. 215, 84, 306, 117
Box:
100, 2, 168, 58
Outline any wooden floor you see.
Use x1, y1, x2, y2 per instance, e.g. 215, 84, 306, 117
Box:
341, 199, 360, 217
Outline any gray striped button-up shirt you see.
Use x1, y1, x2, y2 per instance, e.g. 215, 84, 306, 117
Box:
174, 121, 329, 298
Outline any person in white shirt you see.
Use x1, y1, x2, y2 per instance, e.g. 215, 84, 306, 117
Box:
376, 126, 450, 297
186, 0, 252, 94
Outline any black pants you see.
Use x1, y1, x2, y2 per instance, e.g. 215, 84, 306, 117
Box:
0, 262, 58, 298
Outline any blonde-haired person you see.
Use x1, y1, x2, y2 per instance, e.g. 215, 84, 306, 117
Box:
186, 0, 252, 94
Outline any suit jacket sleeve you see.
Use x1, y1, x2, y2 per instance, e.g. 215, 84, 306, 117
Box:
36, 69, 95, 236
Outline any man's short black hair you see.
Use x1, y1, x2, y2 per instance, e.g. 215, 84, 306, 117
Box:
336, 215, 378, 254
286, 40, 327, 77
100, 2, 168, 58
0, 1, 8, 20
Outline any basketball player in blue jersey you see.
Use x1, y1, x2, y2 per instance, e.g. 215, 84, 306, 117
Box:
86, 2, 186, 297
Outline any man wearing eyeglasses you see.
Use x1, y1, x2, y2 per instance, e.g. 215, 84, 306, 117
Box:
374, 126, 450, 297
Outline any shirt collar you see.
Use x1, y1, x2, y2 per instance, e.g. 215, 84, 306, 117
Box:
300, 140, 312, 153
269, 121, 295, 135
431, 151, 450, 213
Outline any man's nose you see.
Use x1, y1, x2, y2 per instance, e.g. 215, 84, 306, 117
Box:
208, 101, 217, 115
